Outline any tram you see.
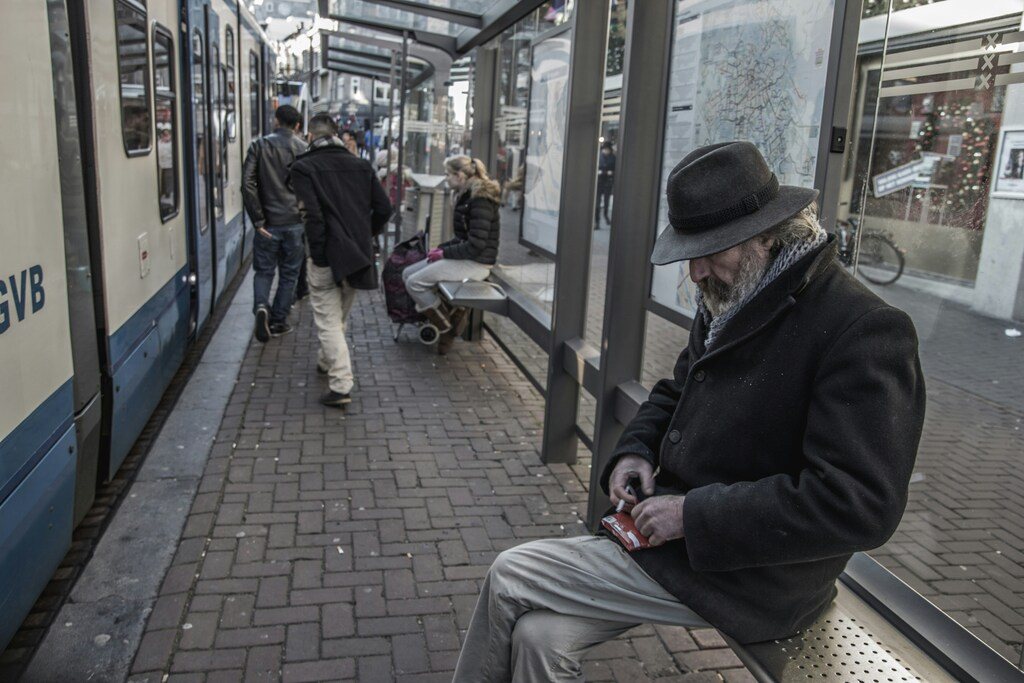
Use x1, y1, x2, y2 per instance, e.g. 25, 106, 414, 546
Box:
0, 0, 276, 650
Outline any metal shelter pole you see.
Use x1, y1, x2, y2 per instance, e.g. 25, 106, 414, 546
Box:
394, 30, 409, 245
370, 76, 376, 150
469, 47, 500, 172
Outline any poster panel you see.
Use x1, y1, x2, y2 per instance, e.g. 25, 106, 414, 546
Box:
520, 29, 571, 257
992, 128, 1024, 197
650, 0, 837, 317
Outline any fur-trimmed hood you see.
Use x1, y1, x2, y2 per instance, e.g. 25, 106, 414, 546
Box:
465, 176, 502, 204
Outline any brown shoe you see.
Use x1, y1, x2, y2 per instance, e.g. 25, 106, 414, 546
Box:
420, 305, 451, 333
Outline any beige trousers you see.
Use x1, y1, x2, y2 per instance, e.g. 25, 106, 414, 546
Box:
306, 261, 357, 394
452, 536, 710, 683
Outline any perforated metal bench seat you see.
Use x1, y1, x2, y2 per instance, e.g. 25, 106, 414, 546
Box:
438, 279, 509, 315
727, 582, 956, 682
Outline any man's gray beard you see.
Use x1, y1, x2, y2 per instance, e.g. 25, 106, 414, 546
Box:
698, 244, 771, 318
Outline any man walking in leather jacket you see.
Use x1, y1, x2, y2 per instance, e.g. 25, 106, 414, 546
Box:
242, 105, 307, 342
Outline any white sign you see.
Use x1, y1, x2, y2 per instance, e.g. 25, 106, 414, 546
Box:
872, 159, 926, 197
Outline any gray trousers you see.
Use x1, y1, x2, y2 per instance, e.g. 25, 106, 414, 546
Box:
452, 536, 710, 682
402, 258, 492, 311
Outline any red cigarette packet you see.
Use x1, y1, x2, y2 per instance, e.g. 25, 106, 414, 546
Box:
601, 512, 651, 551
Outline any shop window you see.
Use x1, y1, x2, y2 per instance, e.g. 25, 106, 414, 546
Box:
115, 0, 152, 156
152, 26, 178, 220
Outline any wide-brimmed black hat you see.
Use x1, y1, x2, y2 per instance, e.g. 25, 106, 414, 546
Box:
651, 141, 819, 264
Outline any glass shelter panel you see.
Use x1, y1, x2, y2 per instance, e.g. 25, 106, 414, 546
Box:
491, 8, 569, 316
326, 0, 465, 36
586, 1, 627, 348
841, 2, 1024, 664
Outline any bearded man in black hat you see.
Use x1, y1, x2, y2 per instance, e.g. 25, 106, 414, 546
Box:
452, 141, 927, 683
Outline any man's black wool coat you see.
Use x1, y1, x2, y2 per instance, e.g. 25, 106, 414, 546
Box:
290, 144, 392, 290
602, 237, 926, 643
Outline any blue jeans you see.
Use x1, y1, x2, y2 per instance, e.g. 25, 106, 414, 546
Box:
252, 223, 305, 325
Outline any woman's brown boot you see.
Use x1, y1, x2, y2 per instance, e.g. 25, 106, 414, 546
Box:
437, 330, 457, 355
448, 306, 470, 337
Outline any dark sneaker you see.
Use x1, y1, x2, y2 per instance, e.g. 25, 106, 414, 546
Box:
320, 389, 351, 407
254, 306, 270, 343
270, 323, 293, 337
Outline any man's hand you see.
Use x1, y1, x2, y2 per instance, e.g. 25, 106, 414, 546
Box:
427, 247, 444, 262
257, 226, 273, 239
632, 495, 685, 546
609, 455, 655, 509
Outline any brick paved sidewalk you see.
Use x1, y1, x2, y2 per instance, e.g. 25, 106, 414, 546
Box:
122, 290, 752, 683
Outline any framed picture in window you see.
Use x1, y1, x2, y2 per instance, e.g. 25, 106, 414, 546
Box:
992, 128, 1024, 197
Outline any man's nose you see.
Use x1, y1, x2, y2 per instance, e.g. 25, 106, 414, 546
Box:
689, 257, 710, 283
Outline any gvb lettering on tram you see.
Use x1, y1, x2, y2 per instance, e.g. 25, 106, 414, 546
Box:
0, 266, 46, 335
0, 0, 276, 653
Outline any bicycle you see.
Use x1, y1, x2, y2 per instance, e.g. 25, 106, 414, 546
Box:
835, 215, 906, 285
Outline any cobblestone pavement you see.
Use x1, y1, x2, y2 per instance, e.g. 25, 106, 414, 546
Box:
106, 290, 754, 682
11, 213, 1023, 680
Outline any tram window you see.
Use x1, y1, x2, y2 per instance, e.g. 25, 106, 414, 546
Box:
115, 0, 152, 156
153, 26, 178, 221
249, 51, 259, 136
193, 30, 208, 234
225, 26, 236, 141
211, 44, 223, 216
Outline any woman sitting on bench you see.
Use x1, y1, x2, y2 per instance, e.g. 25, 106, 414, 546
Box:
402, 155, 501, 355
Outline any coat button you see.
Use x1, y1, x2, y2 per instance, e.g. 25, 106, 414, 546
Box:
668, 430, 681, 444
693, 370, 706, 382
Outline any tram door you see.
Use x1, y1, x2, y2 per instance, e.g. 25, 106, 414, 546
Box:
205, 7, 227, 304
184, 15, 211, 335
182, 1, 222, 336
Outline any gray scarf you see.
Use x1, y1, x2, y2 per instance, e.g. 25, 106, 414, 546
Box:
309, 135, 344, 151
699, 228, 827, 348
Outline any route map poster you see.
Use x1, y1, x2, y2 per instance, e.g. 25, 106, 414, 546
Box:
650, 0, 837, 317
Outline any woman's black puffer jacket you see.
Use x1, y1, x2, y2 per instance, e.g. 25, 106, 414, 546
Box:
440, 187, 501, 264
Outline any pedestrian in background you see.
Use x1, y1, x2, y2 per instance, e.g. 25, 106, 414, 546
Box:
595, 141, 616, 229
341, 129, 359, 157
290, 114, 392, 407
242, 104, 307, 342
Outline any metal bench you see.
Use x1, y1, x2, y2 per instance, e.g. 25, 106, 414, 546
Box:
437, 279, 509, 316
726, 553, 1020, 682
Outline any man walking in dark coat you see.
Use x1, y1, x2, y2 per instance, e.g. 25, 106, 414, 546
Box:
242, 105, 308, 342
290, 114, 391, 407
452, 141, 927, 682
